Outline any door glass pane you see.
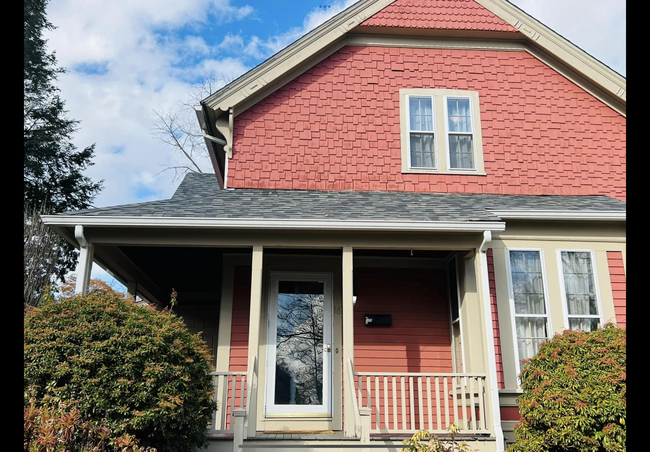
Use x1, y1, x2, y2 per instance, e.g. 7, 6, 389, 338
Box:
275, 281, 324, 406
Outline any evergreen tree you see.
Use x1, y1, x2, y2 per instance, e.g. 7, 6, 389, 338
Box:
24, 0, 103, 282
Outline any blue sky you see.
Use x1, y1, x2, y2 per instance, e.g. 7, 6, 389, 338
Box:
42, 0, 625, 289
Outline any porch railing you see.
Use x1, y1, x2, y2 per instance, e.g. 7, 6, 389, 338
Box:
352, 368, 491, 435
208, 370, 248, 434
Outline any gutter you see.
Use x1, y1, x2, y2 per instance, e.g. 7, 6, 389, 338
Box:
41, 216, 506, 233
478, 230, 505, 452
489, 210, 626, 221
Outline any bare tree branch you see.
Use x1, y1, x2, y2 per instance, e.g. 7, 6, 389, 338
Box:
151, 71, 237, 182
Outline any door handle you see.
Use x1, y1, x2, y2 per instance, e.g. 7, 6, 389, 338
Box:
324, 344, 331, 352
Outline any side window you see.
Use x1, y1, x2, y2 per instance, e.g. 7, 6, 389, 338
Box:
506, 249, 551, 372
558, 251, 602, 332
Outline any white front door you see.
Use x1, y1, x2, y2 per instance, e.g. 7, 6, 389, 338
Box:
265, 272, 333, 416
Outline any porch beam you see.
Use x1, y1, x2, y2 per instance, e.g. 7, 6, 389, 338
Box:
246, 245, 264, 437
342, 245, 356, 437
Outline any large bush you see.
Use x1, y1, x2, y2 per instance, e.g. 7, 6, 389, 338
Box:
508, 324, 626, 452
24, 291, 217, 452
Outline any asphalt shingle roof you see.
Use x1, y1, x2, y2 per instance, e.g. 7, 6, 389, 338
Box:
64, 173, 626, 223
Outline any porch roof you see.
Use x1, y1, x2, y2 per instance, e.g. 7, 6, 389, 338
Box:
55, 173, 625, 224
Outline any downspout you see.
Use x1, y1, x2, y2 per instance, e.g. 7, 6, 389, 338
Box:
479, 230, 505, 451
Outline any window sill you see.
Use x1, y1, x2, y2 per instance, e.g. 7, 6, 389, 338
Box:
401, 169, 487, 176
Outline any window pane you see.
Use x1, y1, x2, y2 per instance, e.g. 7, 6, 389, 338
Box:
447, 98, 471, 132
510, 252, 544, 297
561, 252, 599, 319
448, 135, 474, 169
409, 97, 433, 131
516, 317, 548, 365
569, 318, 600, 332
410, 133, 435, 168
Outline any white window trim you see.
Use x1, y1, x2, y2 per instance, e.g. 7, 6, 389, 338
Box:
556, 249, 605, 331
443, 95, 478, 172
399, 88, 486, 175
405, 94, 438, 170
504, 248, 553, 381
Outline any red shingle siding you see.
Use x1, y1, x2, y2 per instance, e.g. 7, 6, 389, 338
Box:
229, 46, 626, 201
360, 0, 518, 32
606, 251, 626, 328
487, 249, 505, 389
353, 267, 453, 429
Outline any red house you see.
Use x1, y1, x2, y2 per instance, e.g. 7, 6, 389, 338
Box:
44, 0, 626, 451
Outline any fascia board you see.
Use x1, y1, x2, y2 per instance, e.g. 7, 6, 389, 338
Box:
489, 210, 626, 221
41, 215, 506, 232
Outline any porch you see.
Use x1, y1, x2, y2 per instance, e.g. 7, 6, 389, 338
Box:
194, 245, 501, 452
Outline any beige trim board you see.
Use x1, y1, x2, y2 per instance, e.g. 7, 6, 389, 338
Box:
347, 33, 527, 51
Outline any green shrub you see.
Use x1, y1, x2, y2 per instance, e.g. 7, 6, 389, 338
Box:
508, 324, 626, 452
24, 291, 217, 452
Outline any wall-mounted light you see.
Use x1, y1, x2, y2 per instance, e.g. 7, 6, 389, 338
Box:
352, 284, 357, 306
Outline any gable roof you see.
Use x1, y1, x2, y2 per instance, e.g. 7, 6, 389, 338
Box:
43, 173, 625, 235
201, 0, 625, 117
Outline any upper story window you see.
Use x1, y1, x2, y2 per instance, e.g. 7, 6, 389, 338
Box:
558, 250, 603, 332
400, 89, 485, 175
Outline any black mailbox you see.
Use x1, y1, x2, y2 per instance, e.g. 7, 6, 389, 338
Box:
364, 314, 392, 326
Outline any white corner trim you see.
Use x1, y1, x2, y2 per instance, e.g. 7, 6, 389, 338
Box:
489, 210, 626, 221
42, 215, 506, 232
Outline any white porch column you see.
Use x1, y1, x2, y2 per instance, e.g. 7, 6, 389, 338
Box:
74, 225, 94, 295
478, 231, 505, 452
216, 256, 237, 372
342, 245, 356, 437
246, 245, 264, 438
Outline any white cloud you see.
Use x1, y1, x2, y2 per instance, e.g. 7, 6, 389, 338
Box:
232, 0, 361, 62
